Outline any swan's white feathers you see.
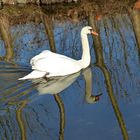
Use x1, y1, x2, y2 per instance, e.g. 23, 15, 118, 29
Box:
31, 51, 81, 77
18, 26, 94, 80
30, 50, 51, 66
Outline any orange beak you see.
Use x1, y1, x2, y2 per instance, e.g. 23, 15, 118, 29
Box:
91, 31, 99, 36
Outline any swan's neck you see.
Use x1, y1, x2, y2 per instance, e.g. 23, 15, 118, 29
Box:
80, 34, 90, 68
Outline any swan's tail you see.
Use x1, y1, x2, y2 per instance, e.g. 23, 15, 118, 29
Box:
18, 70, 47, 80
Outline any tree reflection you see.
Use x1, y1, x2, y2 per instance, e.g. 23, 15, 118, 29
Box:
0, 16, 14, 61
54, 95, 65, 140
0, 66, 102, 140
0, 5, 56, 61
89, 12, 129, 140
0, 2, 140, 140
42, 14, 56, 52
16, 100, 28, 140
130, 7, 140, 56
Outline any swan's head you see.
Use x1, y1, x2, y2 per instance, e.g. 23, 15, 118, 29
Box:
86, 93, 102, 104
81, 26, 98, 36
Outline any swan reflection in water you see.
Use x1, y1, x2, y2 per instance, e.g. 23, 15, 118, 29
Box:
31, 67, 102, 103
0, 66, 102, 140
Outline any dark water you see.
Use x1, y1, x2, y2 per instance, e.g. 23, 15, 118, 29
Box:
0, 6, 140, 140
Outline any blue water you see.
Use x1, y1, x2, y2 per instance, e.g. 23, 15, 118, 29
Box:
0, 11, 140, 140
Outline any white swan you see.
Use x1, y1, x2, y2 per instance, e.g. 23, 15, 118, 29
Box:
18, 26, 98, 80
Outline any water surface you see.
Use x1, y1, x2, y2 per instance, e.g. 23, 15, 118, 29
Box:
0, 4, 140, 140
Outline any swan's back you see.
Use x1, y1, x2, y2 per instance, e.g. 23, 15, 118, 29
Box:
18, 26, 95, 80
31, 50, 82, 77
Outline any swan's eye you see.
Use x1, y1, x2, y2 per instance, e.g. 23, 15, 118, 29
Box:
89, 29, 93, 32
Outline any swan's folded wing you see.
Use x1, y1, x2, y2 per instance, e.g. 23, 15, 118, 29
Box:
32, 53, 82, 76
30, 50, 52, 66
